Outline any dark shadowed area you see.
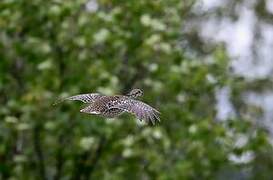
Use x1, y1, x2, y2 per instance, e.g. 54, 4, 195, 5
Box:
1, 0, 273, 179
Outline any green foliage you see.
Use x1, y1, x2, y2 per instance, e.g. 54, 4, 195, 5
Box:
0, 0, 273, 179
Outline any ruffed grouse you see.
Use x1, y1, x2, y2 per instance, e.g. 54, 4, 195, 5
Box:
55, 89, 160, 125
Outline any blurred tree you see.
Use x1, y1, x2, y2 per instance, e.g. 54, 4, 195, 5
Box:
0, 0, 273, 179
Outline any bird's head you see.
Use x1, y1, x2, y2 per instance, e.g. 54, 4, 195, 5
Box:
127, 89, 143, 99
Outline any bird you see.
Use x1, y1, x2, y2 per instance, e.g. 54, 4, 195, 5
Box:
54, 89, 160, 125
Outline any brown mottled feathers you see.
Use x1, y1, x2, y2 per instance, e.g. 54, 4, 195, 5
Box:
53, 93, 102, 105
80, 96, 125, 118
55, 89, 160, 125
111, 98, 160, 125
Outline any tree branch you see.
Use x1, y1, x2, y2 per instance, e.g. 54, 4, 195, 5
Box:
72, 136, 107, 180
85, 136, 107, 179
33, 125, 46, 180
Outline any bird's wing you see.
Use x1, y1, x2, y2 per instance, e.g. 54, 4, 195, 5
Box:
111, 99, 160, 125
53, 93, 102, 105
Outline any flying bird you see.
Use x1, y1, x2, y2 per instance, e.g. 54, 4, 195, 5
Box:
54, 89, 160, 125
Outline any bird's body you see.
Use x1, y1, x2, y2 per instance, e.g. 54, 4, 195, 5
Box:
55, 89, 160, 125
80, 95, 124, 117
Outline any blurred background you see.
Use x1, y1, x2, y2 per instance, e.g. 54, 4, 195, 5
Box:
1, 0, 273, 179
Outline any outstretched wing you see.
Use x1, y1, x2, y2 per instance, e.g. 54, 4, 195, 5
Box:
53, 93, 102, 105
111, 99, 160, 125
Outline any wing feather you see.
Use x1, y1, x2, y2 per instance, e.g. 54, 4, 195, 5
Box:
111, 99, 160, 125
53, 93, 102, 105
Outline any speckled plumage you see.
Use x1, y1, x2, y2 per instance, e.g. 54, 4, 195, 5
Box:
55, 89, 160, 125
